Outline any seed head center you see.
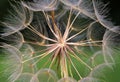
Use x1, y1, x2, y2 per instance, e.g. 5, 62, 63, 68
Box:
58, 39, 66, 48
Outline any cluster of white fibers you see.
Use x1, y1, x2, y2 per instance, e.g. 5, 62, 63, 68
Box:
0, 0, 120, 82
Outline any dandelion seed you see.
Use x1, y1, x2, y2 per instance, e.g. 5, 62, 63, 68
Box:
15, 73, 34, 82
0, 32, 24, 49
1, 1, 33, 36
102, 30, 120, 64
0, 43, 23, 82
60, 0, 81, 7
30, 69, 58, 82
22, 0, 58, 11
79, 77, 105, 82
92, 0, 120, 34
89, 51, 105, 67
62, 0, 96, 20
20, 44, 37, 73
89, 63, 114, 81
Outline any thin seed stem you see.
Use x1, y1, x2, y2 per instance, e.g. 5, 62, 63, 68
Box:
63, 8, 73, 40
60, 48, 68, 78
67, 40, 102, 46
68, 11, 81, 31
68, 62, 73, 78
30, 53, 49, 67
66, 26, 88, 41
26, 24, 57, 43
66, 45, 92, 70
24, 41, 54, 47
48, 48, 60, 69
42, 11, 59, 39
74, 46, 88, 57
22, 45, 58, 63
51, 11, 62, 39
42, 57, 51, 68
68, 54, 83, 79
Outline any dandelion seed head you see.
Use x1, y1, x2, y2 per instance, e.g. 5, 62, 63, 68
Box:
1, 0, 119, 81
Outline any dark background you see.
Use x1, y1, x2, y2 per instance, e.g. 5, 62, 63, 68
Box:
0, 0, 120, 24
107, 0, 120, 25
0, 0, 9, 19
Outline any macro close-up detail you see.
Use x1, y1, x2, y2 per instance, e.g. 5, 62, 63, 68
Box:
0, 0, 120, 82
